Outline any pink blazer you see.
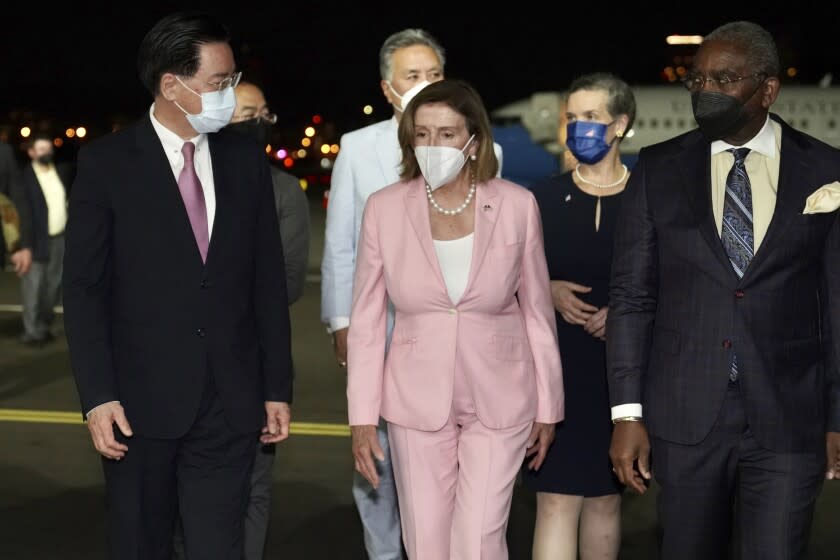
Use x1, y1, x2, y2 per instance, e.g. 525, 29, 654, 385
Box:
347, 176, 564, 431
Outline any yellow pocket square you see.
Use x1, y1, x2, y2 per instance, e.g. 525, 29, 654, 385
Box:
803, 181, 840, 214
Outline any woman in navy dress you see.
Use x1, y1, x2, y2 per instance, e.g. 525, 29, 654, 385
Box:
523, 73, 636, 560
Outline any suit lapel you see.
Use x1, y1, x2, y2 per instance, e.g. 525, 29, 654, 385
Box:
677, 135, 736, 278
133, 117, 206, 268
744, 124, 810, 279
205, 133, 231, 267
375, 118, 401, 185
404, 177, 446, 291
463, 181, 500, 298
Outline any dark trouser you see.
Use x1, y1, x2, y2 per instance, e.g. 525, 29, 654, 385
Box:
102, 379, 257, 560
652, 383, 824, 560
172, 440, 275, 560
21, 234, 63, 340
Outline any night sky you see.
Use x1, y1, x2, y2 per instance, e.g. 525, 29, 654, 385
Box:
2, 2, 837, 142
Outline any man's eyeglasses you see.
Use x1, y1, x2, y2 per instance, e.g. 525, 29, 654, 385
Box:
231, 110, 278, 125
681, 72, 766, 93
207, 71, 242, 92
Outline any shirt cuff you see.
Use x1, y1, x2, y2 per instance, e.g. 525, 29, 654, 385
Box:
328, 317, 350, 333
611, 403, 643, 420
85, 400, 120, 419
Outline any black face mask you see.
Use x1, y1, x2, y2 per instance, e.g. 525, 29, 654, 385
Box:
36, 154, 53, 165
690, 77, 765, 141
691, 91, 750, 140
227, 119, 272, 147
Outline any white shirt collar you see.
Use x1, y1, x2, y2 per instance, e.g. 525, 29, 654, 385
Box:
148, 104, 206, 156
710, 115, 776, 158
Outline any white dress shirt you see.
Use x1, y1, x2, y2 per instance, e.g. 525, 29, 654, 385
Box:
149, 104, 216, 237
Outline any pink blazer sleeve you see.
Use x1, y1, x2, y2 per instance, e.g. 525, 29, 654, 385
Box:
346, 195, 388, 426
519, 193, 565, 424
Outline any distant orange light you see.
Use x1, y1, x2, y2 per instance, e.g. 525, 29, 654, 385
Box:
787, 67, 798, 78
283, 157, 294, 168
65, 128, 75, 138
76, 127, 87, 138
301, 138, 311, 147
320, 144, 330, 154
53, 138, 64, 147
666, 35, 703, 45
304, 126, 315, 138
20, 127, 31, 138
312, 115, 322, 124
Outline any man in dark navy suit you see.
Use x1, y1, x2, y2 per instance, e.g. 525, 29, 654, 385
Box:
606, 21, 840, 560
62, 11, 293, 560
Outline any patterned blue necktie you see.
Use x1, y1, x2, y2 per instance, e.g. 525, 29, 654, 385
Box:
721, 147, 752, 381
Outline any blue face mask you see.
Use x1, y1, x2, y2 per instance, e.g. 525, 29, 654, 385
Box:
566, 121, 616, 164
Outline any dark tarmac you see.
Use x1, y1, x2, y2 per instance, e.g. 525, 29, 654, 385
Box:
1, 195, 838, 559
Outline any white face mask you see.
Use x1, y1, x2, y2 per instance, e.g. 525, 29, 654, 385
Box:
414, 134, 475, 191
388, 80, 431, 112
174, 76, 236, 134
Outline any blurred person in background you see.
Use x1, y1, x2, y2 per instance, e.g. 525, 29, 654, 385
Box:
522, 72, 635, 560
19, 132, 72, 345
0, 139, 32, 277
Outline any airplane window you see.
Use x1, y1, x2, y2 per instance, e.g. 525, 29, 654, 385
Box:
664, 119, 672, 128
637, 119, 645, 128
650, 119, 658, 128
829, 120, 836, 129
801, 119, 809, 129
678, 119, 686, 128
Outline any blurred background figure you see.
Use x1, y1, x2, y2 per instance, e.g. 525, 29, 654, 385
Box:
0, 140, 33, 277
19, 132, 72, 345
348, 79, 563, 560
522, 72, 636, 560
321, 27, 449, 559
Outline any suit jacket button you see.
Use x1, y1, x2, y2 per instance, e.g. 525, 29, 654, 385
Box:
734, 290, 744, 298
196, 328, 206, 337
200, 280, 209, 289
448, 308, 457, 315
722, 339, 732, 349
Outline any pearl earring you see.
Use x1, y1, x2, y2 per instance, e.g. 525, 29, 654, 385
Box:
470, 154, 477, 160
616, 130, 624, 138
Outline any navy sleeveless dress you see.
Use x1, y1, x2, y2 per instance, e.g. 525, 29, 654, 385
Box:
522, 171, 624, 496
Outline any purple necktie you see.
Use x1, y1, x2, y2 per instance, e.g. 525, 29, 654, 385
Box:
178, 141, 209, 263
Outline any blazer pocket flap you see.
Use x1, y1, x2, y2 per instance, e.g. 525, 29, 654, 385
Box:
492, 335, 533, 361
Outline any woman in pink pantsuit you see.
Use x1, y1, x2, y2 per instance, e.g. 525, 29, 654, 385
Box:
347, 79, 565, 559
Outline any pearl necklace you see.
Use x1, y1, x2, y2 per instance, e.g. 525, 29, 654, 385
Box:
574, 164, 628, 189
426, 178, 476, 216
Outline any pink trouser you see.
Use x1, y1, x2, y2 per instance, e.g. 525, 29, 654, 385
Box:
387, 366, 532, 560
